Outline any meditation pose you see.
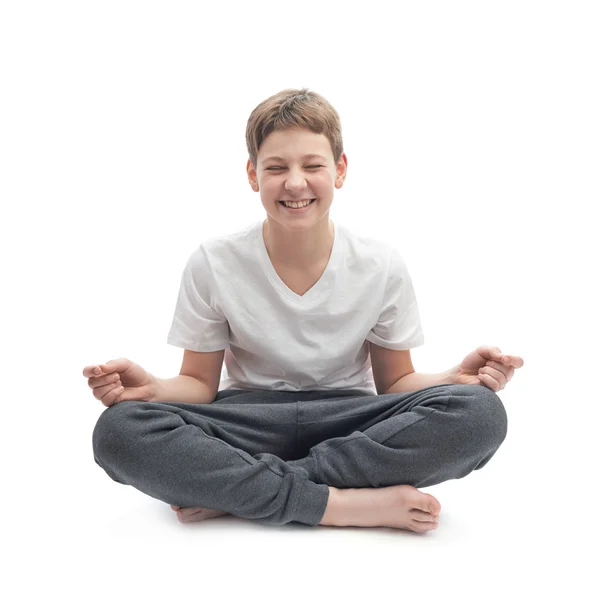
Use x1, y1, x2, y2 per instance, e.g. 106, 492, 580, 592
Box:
85, 88, 523, 532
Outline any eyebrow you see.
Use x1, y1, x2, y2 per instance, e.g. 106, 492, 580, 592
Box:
263, 154, 327, 162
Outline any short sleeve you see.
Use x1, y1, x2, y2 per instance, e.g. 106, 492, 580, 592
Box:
166, 246, 230, 352
366, 246, 425, 350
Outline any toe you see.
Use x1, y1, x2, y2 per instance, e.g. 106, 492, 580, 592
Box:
179, 507, 203, 517
410, 519, 438, 533
423, 495, 442, 516
424, 522, 439, 532
416, 496, 433, 513
410, 509, 438, 522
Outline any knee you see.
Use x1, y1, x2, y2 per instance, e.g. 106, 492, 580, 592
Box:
449, 384, 508, 451
92, 401, 145, 464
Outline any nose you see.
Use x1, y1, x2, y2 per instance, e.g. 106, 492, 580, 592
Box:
284, 169, 309, 192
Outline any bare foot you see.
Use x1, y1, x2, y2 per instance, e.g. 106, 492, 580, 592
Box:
170, 504, 230, 523
320, 484, 441, 533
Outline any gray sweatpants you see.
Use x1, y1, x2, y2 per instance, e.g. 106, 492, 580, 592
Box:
92, 383, 507, 527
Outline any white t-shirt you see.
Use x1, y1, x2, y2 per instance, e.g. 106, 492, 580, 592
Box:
166, 219, 424, 395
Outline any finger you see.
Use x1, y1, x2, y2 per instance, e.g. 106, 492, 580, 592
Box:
99, 358, 126, 375
93, 380, 120, 399
479, 365, 506, 386
478, 346, 505, 363
88, 373, 121, 389
499, 355, 524, 368
486, 360, 515, 382
83, 365, 103, 377
478, 347, 524, 369
99, 381, 124, 407
478, 372, 502, 392
485, 360, 510, 376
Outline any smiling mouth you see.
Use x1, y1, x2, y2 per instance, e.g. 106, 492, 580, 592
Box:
278, 198, 316, 207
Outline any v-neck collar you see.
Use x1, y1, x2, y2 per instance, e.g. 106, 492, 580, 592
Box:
255, 219, 339, 304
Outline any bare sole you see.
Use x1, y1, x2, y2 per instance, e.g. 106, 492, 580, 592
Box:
170, 504, 230, 523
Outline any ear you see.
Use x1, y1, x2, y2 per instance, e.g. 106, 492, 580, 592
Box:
247, 159, 259, 190
335, 153, 348, 188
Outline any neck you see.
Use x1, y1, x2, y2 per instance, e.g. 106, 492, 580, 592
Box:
263, 217, 334, 269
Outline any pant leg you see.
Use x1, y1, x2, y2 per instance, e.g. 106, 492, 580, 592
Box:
286, 383, 508, 489
92, 389, 331, 527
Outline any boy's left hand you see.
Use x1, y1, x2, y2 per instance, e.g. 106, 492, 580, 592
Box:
450, 345, 524, 392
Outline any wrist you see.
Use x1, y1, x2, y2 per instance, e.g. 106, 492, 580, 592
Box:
146, 373, 161, 402
444, 365, 460, 385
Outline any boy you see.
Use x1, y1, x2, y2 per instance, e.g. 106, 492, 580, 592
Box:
85, 88, 523, 532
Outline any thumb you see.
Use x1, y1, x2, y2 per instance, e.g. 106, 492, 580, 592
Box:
100, 358, 125, 375
115, 385, 146, 404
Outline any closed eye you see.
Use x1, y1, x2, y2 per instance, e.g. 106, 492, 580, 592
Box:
266, 165, 323, 170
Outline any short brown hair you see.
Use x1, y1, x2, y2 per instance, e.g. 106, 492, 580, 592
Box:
245, 87, 344, 168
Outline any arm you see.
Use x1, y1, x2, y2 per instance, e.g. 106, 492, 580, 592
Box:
148, 374, 216, 404
369, 343, 458, 395
385, 369, 458, 394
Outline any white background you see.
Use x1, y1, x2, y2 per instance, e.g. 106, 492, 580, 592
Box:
2, 1, 598, 598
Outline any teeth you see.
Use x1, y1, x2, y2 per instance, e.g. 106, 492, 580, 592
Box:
284, 199, 312, 208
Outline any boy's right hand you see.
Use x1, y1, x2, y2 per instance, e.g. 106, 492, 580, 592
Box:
83, 358, 156, 407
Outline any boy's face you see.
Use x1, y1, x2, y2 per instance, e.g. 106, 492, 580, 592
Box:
247, 128, 347, 227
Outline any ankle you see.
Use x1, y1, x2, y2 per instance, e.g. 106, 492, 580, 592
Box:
320, 486, 343, 526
